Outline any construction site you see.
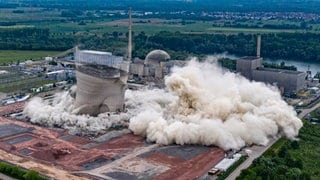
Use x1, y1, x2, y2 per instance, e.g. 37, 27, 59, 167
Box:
0, 102, 226, 179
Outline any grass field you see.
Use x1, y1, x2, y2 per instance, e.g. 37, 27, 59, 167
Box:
42, 20, 213, 35
0, 50, 61, 64
49, 20, 307, 35
0, 25, 34, 29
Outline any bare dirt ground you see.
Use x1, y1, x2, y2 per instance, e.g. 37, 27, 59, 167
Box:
0, 149, 87, 180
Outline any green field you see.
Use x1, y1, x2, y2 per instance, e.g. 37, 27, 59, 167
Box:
41, 20, 213, 35
45, 20, 305, 35
0, 25, 34, 29
0, 50, 61, 64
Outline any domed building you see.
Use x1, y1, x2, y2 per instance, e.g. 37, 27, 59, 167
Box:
144, 50, 171, 66
142, 50, 170, 78
129, 49, 186, 83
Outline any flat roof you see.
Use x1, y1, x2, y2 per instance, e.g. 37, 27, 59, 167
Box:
238, 56, 262, 61
215, 158, 236, 171
255, 67, 305, 75
46, 70, 65, 75
81, 50, 112, 55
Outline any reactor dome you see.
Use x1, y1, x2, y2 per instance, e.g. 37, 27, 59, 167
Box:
145, 50, 170, 66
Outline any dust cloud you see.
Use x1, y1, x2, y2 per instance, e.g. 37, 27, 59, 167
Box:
23, 59, 302, 150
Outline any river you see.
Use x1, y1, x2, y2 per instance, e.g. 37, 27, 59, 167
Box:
211, 53, 320, 76
264, 58, 320, 76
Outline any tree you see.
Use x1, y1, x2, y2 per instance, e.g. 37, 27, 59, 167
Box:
278, 146, 288, 158
23, 170, 40, 180
300, 171, 311, 180
285, 168, 301, 179
112, 31, 119, 39
291, 140, 300, 149
294, 158, 303, 169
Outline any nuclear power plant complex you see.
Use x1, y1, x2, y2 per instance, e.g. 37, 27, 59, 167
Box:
75, 33, 307, 115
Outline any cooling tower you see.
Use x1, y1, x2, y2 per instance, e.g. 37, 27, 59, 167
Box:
74, 50, 130, 115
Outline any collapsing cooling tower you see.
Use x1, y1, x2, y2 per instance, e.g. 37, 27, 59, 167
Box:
74, 50, 130, 115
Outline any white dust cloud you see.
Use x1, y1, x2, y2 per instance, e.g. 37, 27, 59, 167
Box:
23, 91, 129, 135
23, 59, 302, 150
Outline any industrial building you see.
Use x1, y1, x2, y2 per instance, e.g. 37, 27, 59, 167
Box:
45, 69, 75, 81
130, 49, 171, 79
236, 35, 307, 94
74, 50, 130, 115
129, 50, 186, 81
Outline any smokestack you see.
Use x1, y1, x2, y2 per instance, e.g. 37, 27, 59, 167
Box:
257, 34, 261, 58
128, 7, 132, 62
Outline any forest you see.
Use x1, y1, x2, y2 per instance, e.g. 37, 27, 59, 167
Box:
2, 28, 320, 62
0, 28, 74, 51
134, 31, 320, 62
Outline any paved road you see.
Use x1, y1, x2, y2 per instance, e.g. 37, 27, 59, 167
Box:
225, 138, 278, 180
297, 100, 320, 119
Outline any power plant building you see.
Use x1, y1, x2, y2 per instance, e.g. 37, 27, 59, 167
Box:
74, 50, 130, 115
253, 67, 306, 93
236, 56, 262, 80
129, 50, 186, 80
236, 34, 307, 94
236, 56, 306, 94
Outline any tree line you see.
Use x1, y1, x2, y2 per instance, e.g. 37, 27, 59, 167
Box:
133, 31, 320, 62
2, 28, 320, 63
0, 28, 74, 51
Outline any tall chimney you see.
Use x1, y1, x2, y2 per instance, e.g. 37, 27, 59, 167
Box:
257, 34, 261, 58
128, 7, 132, 62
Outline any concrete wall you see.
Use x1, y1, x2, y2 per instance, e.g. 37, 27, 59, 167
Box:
75, 70, 127, 115
130, 63, 144, 76
236, 56, 306, 94
155, 67, 163, 79
236, 57, 262, 80
252, 69, 306, 93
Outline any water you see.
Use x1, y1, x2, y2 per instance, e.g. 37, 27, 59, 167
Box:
211, 53, 320, 77
264, 58, 320, 77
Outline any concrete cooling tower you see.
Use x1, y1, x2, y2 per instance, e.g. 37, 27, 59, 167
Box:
74, 50, 130, 116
